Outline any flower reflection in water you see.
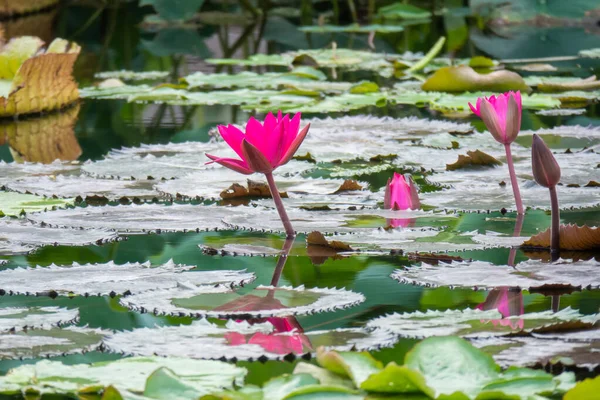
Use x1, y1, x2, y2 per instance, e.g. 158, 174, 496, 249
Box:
476, 287, 524, 330
220, 236, 313, 355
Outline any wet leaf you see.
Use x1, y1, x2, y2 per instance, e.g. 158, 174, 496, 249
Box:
522, 224, 600, 250
422, 66, 530, 93
0, 355, 245, 395
0, 259, 254, 296
446, 150, 503, 171
538, 75, 600, 92
120, 285, 365, 319
0, 306, 78, 332
365, 307, 596, 339
391, 258, 600, 290
306, 231, 354, 252
0, 191, 73, 216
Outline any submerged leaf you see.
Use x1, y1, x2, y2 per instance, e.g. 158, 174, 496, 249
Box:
422, 66, 530, 93
522, 224, 600, 250
446, 150, 503, 171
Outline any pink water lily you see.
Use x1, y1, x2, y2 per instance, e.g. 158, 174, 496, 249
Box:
469, 91, 524, 215
476, 288, 524, 330
384, 173, 420, 211
206, 112, 310, 175
225, 317, 312, 355
469, 91, 522, 145
207, 112, 309, 238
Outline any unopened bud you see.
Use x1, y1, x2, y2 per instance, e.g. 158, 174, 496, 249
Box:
531, 134, 561, 188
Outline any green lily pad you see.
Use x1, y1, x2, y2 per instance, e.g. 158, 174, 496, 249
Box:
316, 348, 383, 387
0, 191, 74, 216
564, 376, 600, 399
299, 24, 404, 33
377, 3, 432, 19
95, 70, 170, 81
0, 307, 78, 332
422, 66, 530, 92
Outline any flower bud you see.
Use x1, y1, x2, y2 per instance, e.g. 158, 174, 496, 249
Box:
531, 134, 561, 188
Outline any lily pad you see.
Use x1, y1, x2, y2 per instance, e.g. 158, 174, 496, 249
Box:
0, 260, 254, 296
377, 3, 432, 19
422, 66, 530, 93
95, 70, 170, 81
391, 258, 600, 290
103, 319, 395, 360
0, 355, 246, 395
27, 203, 241, 233
5, 175, 162, 201
120, 285, 365, 318
0, 326, 106, 359
299, 24, 404, 33
0, 37, 80, 117
0, 160, 80, 186
0, 307, 78, 332
0, 191, 74, 216
536, 108, 586, 116
365, 307, 597, 339
523, 224, 600, 250
0, 218, 118, 255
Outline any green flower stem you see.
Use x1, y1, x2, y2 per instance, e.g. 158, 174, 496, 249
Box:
549, 185, 560, 256
504, 143, 524, 215
265, 172, 296, 239
507, 213, 524, 267
270, 236, 295, 287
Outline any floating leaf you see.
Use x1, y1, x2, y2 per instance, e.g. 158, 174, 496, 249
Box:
104, 319, 393, 360
27, 203, 242, 233
0, 326, 106, 359
446, 150, 503, 171
0, 307, 78, 332
5, 175, 161, 201
95, 70, 169, 81
422, 66, 530, 93
0, 37, 80, 117
391, 258, 600, 290
306, 231, 354, 252
523, 224, 600, 250
0, 356, 245, 395
0, 218, 118, 255
377, 3, 432, 19
316, 348, 383, 387
365, 307, 596, 339
0, 191, 74, 216
120, 285, 365, 318
579, 48, 600, 58
564, 376, 600, 399
536, 108, 586, 116
538, 76, 600, 92
334, 180, 364, 193
299, 24, 404, 33
0, 260, 254, 296
0, 160, 79, 186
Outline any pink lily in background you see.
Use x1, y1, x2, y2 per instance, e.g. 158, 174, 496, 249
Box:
384, 173, 420, 228
207, 112, 310, 237
476, 288, 524, 330
469, 91, 524, 215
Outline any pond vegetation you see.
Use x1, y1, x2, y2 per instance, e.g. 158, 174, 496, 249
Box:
0, 0, 599, 398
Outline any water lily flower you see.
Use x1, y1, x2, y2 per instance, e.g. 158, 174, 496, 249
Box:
532, 134, 562, 254
206, 112, 310, 175
384, 173, 420, 210
469, 91, 524, 215
476, 288, 524, 330
206, 112, 310, 238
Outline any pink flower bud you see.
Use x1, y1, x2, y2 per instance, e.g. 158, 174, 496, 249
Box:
531, 134, 561, 188
384, 173, 420, 210
469, 91, 522, 144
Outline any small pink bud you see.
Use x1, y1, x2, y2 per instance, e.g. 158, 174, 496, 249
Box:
469, 91, 522, 145
531, 134, 561, 188
384, 173, 420, 210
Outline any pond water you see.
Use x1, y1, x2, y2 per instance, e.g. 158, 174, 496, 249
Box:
0, 1, 599, 396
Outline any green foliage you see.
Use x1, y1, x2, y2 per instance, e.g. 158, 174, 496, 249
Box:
140, 0, 205, 21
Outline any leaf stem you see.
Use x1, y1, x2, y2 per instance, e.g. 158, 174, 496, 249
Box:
549, 185, 560, 256
504, 143, 524, 215
265, 172, 296, 239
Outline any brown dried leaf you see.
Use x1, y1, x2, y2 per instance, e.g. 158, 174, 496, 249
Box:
0, 40, 80, 117
306, 231, 353, 252
333, 179, 363, 194
585, 181, 600, 187
220, 180, 288, 200
446, 150, 503, 171
220, 183, 249, 199
407, 252, 465, 265
293, 152, 316, 163
0, 0, 58, 16
522, 224, 600, 251
1, 103, 81, 163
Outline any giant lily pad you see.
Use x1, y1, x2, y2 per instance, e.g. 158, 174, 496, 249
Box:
0, 355, 246, 395
0, 191, 74, 216
391, 258, 600, 290
0, 37, 80, 117
365, 307, 598, 339
0, 160, 79, 186
422, 65, 530, 92
103, 319, 395, 360
0, 260, 255, 296
5, 175, 162, 201
26, 203, 241, 233
120, 285, 365, 318
0, 218, 118, 255
0, 326, 106, 359
0, 307, 78, 332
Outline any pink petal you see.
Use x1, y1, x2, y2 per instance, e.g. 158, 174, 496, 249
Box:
225, 332, 247, 346
390, 173, 412, 210
468, 101, 480, 116
267, 116, 288, 166
282, 113, 301, 155
245, 117, 268, 154
218, 125, 245, 159
263, 112, 277, 134
205, 154, 253, 175
279, 123, 310, 166
240, 139, 273, 174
